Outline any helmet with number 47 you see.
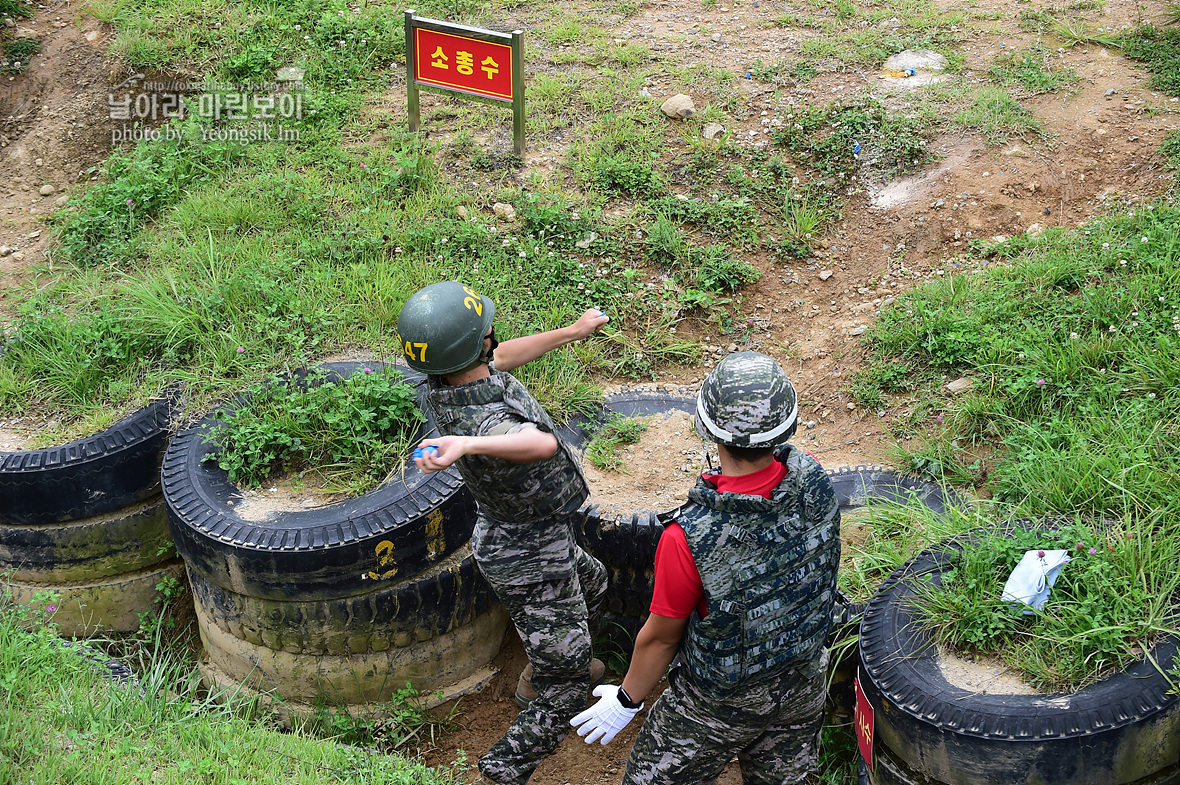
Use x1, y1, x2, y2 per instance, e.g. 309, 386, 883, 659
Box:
396, 281, 495, 375
695, 351, 799, 448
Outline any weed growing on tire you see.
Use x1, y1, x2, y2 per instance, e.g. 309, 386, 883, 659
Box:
910, 518, 1180, 691
307, 683, 460, 754
203, 367, 423, 495
585, 413, 653, 472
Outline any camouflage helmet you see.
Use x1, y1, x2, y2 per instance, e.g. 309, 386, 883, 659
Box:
695, 351, 798, 448
396, 281, 495, 374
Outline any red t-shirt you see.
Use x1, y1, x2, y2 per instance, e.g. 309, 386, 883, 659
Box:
649, 458, 789, 620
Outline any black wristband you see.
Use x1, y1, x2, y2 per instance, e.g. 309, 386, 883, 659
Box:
617, 687, 642, 709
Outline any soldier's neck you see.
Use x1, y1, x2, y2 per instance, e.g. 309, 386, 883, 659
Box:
444, 363, 491, 386
716, 445, 775, 477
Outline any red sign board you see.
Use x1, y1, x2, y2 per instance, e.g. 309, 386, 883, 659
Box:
414, 28, 513, 101
855, 674, 874, 772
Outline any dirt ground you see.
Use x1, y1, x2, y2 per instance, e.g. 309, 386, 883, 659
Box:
2, 0, 1178, 781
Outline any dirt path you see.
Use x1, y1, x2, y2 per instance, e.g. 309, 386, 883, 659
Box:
3, 0, 1178, 781
0, 1, 117, 304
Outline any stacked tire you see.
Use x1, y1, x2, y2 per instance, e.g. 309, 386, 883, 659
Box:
858, 522, 1180, 785
162, 362, 508, 712
0, 395, 182, 636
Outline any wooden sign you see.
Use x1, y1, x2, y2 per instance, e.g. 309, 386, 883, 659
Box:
405, 10, 524, 155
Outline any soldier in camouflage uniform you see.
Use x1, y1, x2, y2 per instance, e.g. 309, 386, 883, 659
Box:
396, 281, 610, 785
571, 351, 841, 785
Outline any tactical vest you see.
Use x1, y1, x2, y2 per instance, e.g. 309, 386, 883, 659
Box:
426, 368, 588, 523
675, 446, 840, 698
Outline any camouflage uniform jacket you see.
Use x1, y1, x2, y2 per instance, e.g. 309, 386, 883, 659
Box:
674, 444, 840, 699
426, 366, 589, 585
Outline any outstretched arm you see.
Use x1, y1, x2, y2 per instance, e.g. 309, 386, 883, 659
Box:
414, 429, 558, 472
492, 308, 609, 372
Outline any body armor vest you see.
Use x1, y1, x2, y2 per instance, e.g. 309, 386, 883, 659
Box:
426, 368, 588, 522
676, 446, 840, 698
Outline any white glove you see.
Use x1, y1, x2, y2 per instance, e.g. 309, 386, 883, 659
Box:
570, 685, 642, 745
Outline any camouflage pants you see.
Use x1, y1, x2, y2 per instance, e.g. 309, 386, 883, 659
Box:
622, 651, 828, 785
478, 544, 607, 785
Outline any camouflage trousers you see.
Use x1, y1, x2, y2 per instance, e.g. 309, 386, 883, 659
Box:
478, 544, 607, 785
623, 650, 828, 785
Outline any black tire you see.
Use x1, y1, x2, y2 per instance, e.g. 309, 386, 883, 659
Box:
859, 521, 1180, 785
826, 465, 968, 515
0, 393, 174, 524
189, 544, 496, 656
162, 362, 475, 601
0, 496, 173, 582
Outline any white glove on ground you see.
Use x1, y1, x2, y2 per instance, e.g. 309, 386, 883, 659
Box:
570, 685, 642, 745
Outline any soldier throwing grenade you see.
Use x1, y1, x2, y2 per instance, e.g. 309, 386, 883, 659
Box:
397, 281, 609, 785
571, 351, 841, 785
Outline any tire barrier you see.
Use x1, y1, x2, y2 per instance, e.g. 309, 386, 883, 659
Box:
0, 394, 180, 636
163, 362, 508, 709
859, 519, 1180, 785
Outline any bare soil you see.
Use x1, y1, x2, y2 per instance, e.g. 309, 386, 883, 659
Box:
582, 410, 708, 516
3, 0, 1177, 781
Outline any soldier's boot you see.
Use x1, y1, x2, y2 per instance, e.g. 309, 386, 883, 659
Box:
514, 657, 605, 709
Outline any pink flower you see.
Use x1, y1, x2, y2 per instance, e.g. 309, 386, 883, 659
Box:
1075, 542, 1084, 550
360, 162, 368, 169
47, 605, 57, 613
1036, 379, 1045, 385
236, 346, 245, 354
126, 198, 134, 207
1088, 548, 1097, 555
1037, 550, 1046, 558
363, 367, 372, 373
935, 415, 943, 423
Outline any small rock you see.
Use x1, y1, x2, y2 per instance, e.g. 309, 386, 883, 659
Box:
27, 230, 40, 239
847, 402, 857, 410
575, 232, 598, 249
10, 251, 24, 262
848, 325, 868, 336
1104, 88, 1115, 96
0, 246, 9, 257
455, 205, 470, 220
660, 94, 696, 119
710, 32, 721, 42
701, 122, 725, 141
34, 158, 43, 166
276, 66, 306, 82
946, 377, 974, 395
819, 269, 833, 280
54, 195, 69, 206
883, 49, 947, 73
39, 184, 55, 196
805, 420, 817, 429
84, 29, 99, 42
4, 17, 14, 28
492, 202, 516, 221
639, 88, 652, 99
933, 199, 945, 208
1026, 223, 1044, 237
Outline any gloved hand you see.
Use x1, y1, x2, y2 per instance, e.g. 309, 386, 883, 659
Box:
570, 685, 642, 745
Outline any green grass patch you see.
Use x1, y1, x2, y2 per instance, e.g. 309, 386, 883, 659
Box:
952, 86, 1043, 144
911, 517, 1180, 691
1121, 24, 1180, 96
773, 98, 933, 179
585, 413, 652, 471
988, 45, 1079, 94
863, 200, 1180, 521
202, 367, 424, 494
0, 592, 468, 784
1162, 130, 1180, 170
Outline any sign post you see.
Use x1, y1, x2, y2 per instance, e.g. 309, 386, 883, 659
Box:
405, 10, 525, 156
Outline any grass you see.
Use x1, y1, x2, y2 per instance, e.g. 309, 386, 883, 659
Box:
202, 366, 424, 495
952, 86, 1044, 144
988, 45, 1080, 94
585, 413, 653, 472
1121, 25, 1180, 96
909, 515, 1180, 691
0, 590, 468, 784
